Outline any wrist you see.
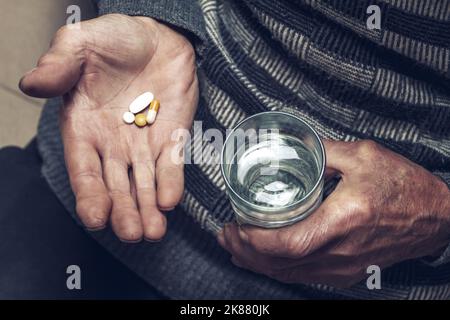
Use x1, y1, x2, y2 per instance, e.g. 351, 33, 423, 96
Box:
425, 180, 450, 263
135, 16, 195, 56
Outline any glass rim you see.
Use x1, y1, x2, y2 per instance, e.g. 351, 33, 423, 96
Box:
220, 111, 326, 213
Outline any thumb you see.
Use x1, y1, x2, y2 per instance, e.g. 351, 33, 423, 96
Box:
19, 27, 85, 98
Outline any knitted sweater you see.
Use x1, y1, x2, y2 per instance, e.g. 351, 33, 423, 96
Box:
37, 0, 450, 299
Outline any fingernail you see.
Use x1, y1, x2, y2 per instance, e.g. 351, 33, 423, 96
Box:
86, 225, 106, 232
144, 237, 162, 243
159, 206, 175, 212
119, 238, 143, 244
238, 227, 249, 242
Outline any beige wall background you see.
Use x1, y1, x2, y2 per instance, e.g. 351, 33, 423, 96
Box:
0, 0, 95, 147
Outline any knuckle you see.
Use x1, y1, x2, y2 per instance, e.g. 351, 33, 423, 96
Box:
157, 165, 182, 179
246, 232, 275, 255
246, 234, 266, 253
109, 189, 130, 201
278, 231, 304, 256
344, 193, 372, 216
53, 24, 86, 48
55, 25, 70, 37
356, 140, 380, 158
136, 186, 156, 196
71, 170, 102, 187
327, 200, 346, 217
54, 25, 73, 43
55, 24, 78, 39
110, 196, 136, 213
170, 36, 195, 61
37, 54, 50, 67
353, 194, 373, 215
179, 46, 196, 70
164, 143, 185, 165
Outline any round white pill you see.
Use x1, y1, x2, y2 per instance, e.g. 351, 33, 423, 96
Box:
129, 92, 154, 114
122, 111, 135, 124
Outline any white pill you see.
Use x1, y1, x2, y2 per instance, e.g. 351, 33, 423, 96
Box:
146, 110, 158, 124
129, 92, 154, 114
146, 100, 160, 125
122, 111, 135, 124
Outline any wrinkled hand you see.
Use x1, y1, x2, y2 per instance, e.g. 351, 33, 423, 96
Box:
219, 140, 450, 287
20, 14, 198, 242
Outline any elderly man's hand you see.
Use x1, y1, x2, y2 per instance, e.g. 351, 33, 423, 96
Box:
20, 14, 198, 242
218, 140, 450, 287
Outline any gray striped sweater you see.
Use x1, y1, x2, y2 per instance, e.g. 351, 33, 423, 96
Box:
37, 0, 450, 299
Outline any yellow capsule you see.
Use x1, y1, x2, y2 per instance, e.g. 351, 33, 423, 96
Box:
134, 113, 147, 127
150, 100, 160, 112
146, 100, 160, 124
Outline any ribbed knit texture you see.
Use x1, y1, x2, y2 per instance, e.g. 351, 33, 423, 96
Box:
96, 0, 207, 51
37, 0, 450, 299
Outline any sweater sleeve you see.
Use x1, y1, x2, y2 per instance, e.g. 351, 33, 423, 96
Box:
94, 0, 207, 53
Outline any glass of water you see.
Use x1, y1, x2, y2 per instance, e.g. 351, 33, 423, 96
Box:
221, 111, 325, 228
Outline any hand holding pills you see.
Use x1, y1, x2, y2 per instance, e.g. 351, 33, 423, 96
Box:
20, 14, 199, 243
123, 92, 161, 127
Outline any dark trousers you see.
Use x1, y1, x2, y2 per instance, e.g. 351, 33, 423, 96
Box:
0, 140, 163, 299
